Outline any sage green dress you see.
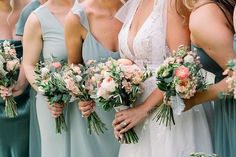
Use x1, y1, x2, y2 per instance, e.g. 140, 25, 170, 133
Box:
65, 2, 120, 157
192, 42, 236, 157
33, 5, 68, 157
0, 40, 30, 157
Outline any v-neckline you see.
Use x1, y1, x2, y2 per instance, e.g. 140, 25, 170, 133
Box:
44, 6, 64, 30
127, 0, 156, 55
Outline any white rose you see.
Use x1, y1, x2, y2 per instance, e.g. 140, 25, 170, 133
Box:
97, 87, 110, 100
100, 76, 117, 93
41, 67, 50, 78
6, 59, 20, 71
76, 75, 82, 82
183, 55, 194, 63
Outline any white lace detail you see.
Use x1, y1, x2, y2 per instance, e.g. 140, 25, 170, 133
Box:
119, 0, 170, 72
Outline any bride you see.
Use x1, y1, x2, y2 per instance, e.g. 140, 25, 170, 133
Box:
113, 0, 213, 156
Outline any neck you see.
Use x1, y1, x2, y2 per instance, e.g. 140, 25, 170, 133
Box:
194, 0, 214, 7
39, 0, 47, 5
97, 0, 122, 11
0, 0, 12, 12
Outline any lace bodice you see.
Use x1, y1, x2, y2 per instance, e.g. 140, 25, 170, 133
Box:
118, 0, 170, 72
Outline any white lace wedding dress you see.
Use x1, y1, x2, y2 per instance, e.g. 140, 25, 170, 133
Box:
116, 0, 213, 157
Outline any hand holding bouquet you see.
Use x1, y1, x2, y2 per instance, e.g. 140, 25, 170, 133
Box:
63, 62, 107, 135
155, 46, 207, 128
0, 41, 20, 117
222, 59, 236, 98
96, 58, 152, 144
34, 59, 71, 134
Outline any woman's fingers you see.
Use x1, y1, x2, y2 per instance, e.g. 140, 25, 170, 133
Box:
112, 115, 126, 126
48, 103, 64, 118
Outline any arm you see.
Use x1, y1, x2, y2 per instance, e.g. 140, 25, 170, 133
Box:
184, 4, 236, 110
113, 0, 190, 134
22, 13, 43, 91
65, 11, 93, 117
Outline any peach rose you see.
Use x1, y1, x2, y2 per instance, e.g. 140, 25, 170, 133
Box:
175, 65, 190, 80
6, 59, 20, 71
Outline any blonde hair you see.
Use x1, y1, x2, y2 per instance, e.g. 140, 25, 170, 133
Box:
7, 0, 14, 26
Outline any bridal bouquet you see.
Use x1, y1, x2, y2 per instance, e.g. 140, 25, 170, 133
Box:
222, 59, 236, 98
96, 58, 152, 144
34, 59, 71, 134
190, 153, 218, 157
63, 62, 107, 135
155, 46, 207, 127
0, 40, 20, 117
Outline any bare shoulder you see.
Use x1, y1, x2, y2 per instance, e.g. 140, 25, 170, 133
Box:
190, 3, 227, 34
24, 13, 41, 35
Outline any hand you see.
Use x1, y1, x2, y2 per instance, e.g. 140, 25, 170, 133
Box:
0, 86, 13, 99
11, 82, 28, 97
112, 104, 148, 136
48, 103, 65, 118
78, 100, 95, 118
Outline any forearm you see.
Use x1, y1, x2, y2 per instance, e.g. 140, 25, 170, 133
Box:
184, 78, 228, 111
139, 88, 164, 114
23, 64, 38, 91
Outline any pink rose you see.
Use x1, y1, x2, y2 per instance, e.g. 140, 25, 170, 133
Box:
52, 62, 62, 69
6, 59, 20, 71
118, 58, 133, 66
100, 76, 117, 92
175, 65, 190, 80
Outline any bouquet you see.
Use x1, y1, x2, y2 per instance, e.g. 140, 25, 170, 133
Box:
190, 153, 218, 157
0, 40, 20, 117
95, 58, 152, 144
155, 46, 207, 128
63, 62, 107, 135
34, 58, 71, 134
222, 59, 236, 98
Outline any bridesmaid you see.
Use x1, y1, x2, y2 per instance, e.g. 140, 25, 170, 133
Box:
23, 0, 74, 157
65, 0, 123, 156
0, 0, 31, 157
180, 0, 236, 156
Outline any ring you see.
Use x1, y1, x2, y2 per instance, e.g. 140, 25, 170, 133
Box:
122, 122, 127, 127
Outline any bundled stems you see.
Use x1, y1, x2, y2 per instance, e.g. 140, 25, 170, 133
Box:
87, 112, 107, 135
5, 96, 17, 118
153, 103, 175, 128
55, 114, 67, 134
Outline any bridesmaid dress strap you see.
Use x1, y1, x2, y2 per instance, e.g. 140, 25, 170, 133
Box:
71, 0, 90, 31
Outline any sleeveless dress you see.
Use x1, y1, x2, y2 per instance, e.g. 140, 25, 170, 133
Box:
16, 3, 42, 157
65, 2, 120, 157
33, 5, 68, 157
0, 40, 30, 157
117, 0, 212, 156
192, 35, 236, 157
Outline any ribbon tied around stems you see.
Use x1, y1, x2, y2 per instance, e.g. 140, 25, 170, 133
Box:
170, 94, 186, 115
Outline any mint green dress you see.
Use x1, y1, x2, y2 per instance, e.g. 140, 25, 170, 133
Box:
65, 2, 120, 157
192, 43, 236, 157
0, 40, 30, 157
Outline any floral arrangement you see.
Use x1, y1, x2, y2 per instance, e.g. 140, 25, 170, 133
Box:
34, 58, 71, 134
222, 59, 236, 98
190, 153, 218, 157
0, 40, 20, 117
155, 46, 207, 127
95, 58, 152, 144
63, 61, 107, 135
